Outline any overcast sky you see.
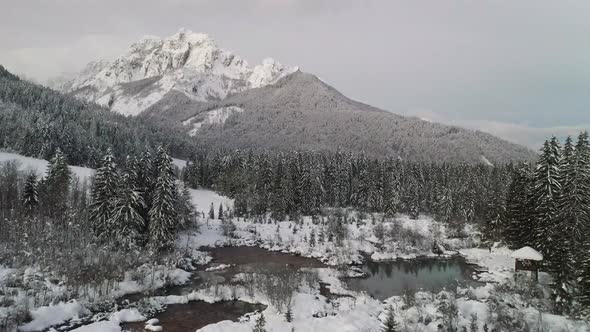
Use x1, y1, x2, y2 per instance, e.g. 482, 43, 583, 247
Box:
2, 0, 589, 148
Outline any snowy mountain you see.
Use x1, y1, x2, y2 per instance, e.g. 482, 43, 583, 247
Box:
143, 71, 537, 164
53, 29, 297, 116
52, 30, 536, 164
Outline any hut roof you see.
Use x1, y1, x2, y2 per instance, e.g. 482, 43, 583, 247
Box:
511, 246, 543, 261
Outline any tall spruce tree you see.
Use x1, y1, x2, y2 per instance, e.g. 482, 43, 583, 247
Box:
175, 182, 196, 229
209, 202, 215, 219
531, 137, 562, 257
135, 150, 155, 230
551, 134, 590, 313
504, 163, 534, 247
89, 149, 119, 240
43, 149, 72, 218
21, 173, 39, 211
570, 131, 590, 312
148, 146, 178, 249
111, 172, 146, 247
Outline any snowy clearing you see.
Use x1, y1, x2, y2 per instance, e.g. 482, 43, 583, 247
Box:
0, 151, 95, 180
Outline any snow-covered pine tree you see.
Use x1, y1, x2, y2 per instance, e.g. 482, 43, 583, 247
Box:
570, 131, 590, 312
89, 148, 119, 240
111, 172, 146, 247
285, 305, 293, 322
253, 313, 267, 332
270, 157, 288, 220
135, 150, 155, 231
382, 159, 400, 218
334, 151, 351, 207
176, 182, 196, 229
209, 202, 215, 219
253, 157, 272, 215
531, 137, 562, 258
381, 305, 399, 332
148, 146, 179, 249
356, 154, 370, 211
550, 134, 590, 313
368, 159, 384, 212
580, 237, 590, 315
504, 163, 534, 248
21, 172, 39, 210
43, 149, 72, 217
218, 202, 224, 220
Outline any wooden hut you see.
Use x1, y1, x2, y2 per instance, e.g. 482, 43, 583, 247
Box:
511, 246, 543, 282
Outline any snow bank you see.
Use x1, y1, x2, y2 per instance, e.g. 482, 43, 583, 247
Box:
460, 247, 514, 283
19, 301, 85, 332
109, 308, 146, 323
70, 321, 122, 332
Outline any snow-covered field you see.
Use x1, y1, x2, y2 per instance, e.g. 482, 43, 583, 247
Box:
0, 151, 95, 180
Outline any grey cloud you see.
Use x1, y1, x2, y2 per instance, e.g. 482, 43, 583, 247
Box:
1, 0, 589, 146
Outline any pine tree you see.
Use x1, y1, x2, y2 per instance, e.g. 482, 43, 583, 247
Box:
89, 148, 119, 239
21, 173, 39, 211
111, 172, 146, 247
218, 203, 224, 220
551, 134, 590, 313
135, 150, 155, 230
382, 305, 399, 332
271, 157, 288, 220
572, 132, 590, 312
531, 137, 562, 257
382, 160, 400, 218
148, 146, 179, 249
253, 313, 267, 332
43, 149, 72, 217
309, 229, 316, 247
285, 305, 293, 322
176, 182, 196, 229
580, 238, 590, 315
504, 163, 534, 247
209, 202, 215, 219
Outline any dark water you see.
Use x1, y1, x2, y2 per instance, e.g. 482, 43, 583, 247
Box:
208, 246, 326, 269
346, 257, 481, 300
119, 247, 323, 331
122, 300, 266, 332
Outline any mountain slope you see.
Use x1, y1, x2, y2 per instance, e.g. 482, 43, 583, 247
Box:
0, 65, 195, 167
53, 29, 296, 116
53, 31, 536, 164
143, 71, 536, 164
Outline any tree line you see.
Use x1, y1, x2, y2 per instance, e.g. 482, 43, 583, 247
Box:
182, 150, 510, 237
503, 132, 590, 315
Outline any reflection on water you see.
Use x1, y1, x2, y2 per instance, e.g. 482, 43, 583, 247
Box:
347, 258, 480, 300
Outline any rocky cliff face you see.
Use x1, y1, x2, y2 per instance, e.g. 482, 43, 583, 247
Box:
54, 28, 297, 116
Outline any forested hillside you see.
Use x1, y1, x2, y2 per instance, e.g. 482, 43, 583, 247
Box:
0, 65, 195, 167
144, 71, 537, 164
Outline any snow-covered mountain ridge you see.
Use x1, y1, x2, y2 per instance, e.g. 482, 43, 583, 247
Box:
53, 28, 297, 116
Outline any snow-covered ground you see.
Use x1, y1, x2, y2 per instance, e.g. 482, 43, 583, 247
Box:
0, 151, 95, 180
182, 106, 245, 136
1, 157, 588, 331
189, 188, 234, 216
